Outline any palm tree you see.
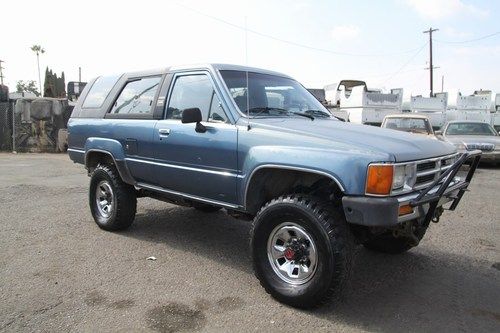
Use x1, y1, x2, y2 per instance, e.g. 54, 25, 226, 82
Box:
30, 45, 45, 94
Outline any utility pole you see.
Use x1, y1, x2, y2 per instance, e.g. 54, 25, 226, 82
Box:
423, 27, 439, 97
0, 60, 5, 85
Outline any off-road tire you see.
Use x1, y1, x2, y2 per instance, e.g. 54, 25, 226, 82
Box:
192, 202, 222, 213
89, 164, 137, 231
250, 194, 354, 308
363, 225, 428, 254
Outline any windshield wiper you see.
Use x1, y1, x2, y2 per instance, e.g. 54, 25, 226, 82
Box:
290, 112, 315, 120
247, 107, 314, 120
303, 109, 331, 118
247, 107, 289, 117
303, 109, 346, 121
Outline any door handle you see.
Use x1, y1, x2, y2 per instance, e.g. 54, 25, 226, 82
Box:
158, 128, 171, 136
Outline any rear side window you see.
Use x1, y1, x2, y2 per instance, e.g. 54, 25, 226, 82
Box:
82, 75, 120, 108
110, 77, 161, 115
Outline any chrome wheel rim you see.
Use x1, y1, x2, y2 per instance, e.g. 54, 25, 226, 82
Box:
267, 222, 318, 285
95, 180, 114, 218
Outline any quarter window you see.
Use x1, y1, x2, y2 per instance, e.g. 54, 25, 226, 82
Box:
110, 77, 161, 115
82, 75, 121, 108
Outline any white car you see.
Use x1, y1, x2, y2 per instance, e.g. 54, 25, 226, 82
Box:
381, 114, 438, 139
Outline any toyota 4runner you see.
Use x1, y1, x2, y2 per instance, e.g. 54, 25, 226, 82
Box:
68, 64, 480, 308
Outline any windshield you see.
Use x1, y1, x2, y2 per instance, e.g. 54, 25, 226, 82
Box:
445, 122, 497, 136
220, 70, 332, 119
383, 118, 431, 134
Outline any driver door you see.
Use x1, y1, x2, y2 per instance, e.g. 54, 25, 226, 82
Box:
151, 72, 238, 205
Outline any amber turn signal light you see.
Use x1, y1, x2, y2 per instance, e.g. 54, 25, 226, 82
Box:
398, 204, 414, 216
366, 164, 393, 195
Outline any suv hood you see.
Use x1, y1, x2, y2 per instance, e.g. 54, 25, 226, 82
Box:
246, 118, 456, 162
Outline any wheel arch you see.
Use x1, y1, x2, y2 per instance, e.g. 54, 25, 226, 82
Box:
244, 165, 345, 215
85, 149, 135, 185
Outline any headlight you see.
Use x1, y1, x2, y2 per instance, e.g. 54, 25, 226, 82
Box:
366, 163, 416, 195
393, 164, 417, 190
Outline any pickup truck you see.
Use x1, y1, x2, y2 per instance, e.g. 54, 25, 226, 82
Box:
68, 64, 481, 308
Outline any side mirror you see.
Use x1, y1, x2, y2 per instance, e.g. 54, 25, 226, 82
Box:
181, 108, 206, 133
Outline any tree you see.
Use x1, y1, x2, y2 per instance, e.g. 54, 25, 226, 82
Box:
16, 80, 40, 96
30, 45, 45, 94
43, 67, 66, 97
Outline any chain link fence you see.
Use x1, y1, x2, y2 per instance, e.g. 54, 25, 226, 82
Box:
0, 101, 13, 151
0, 99, 73, 152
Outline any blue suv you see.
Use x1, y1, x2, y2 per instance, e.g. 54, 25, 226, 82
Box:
68, 64, 480, 308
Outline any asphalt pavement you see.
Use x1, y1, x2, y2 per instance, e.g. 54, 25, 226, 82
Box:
0, 153, 499, 332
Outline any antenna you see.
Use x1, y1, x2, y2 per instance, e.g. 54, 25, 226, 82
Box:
245, 16, 250, 130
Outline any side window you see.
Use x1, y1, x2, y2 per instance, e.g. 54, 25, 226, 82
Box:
110, 77, 161, 115
82, 75, 121, 108
167, 75, 214, 120
208, 92, 229, 123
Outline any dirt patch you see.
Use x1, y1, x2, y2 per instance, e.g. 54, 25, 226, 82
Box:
146, 303, 206, 333
84, 291, 107, 307
216, 296, 245, 312
470, 308, 500, 322
109, 299, 135, 310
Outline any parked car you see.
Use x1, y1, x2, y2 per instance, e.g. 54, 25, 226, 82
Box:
68, 64, 481, 308
381, 114, 437, 139
438, 121, 500, 164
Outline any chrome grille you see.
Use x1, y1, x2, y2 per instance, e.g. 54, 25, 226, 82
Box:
413, 154, 458, 190
417, 161, 436, 172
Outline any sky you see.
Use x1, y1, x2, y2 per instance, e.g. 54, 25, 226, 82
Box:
1, 0, 499, 98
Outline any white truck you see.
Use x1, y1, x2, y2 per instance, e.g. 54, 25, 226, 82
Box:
447, 90, 492, 124
492, 93, 500, 131
410, 93, 448, 129
325, 80, 403, 126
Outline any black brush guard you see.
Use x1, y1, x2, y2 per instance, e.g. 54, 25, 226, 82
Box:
409, 150, 482, 225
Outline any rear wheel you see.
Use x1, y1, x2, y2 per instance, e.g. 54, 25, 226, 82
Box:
251, 194, 354, 308
89, 164, 137, 231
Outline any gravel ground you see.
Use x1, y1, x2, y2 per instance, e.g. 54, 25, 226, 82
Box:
0, 153, 499, 333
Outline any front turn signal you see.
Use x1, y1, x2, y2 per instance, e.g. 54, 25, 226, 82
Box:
366, 164, 393, 195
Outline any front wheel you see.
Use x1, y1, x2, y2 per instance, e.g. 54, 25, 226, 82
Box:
250, 194, 354, 308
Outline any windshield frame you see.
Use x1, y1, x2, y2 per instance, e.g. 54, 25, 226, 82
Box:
217, 69, 333, 120
445, 122, 498, 136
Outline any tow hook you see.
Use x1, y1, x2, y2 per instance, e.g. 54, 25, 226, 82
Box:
432, 207, 444, 223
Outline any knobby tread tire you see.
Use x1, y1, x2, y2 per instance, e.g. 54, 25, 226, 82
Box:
89, 164, 137, 231
250, 194, 354, 308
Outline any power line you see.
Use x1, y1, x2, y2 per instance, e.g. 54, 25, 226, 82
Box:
173, 2, 427, 58
435, 31, 500, 44
382, 42, 428, 85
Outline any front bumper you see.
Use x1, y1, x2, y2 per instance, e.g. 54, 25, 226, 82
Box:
342, 150, 481, 227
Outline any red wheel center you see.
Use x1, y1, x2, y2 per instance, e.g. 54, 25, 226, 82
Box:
284, 248, 295, 260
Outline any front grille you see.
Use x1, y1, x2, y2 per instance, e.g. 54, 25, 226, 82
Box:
416, 174, 435, 185
412, 154, 458, 190
417, 161, 436, 172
